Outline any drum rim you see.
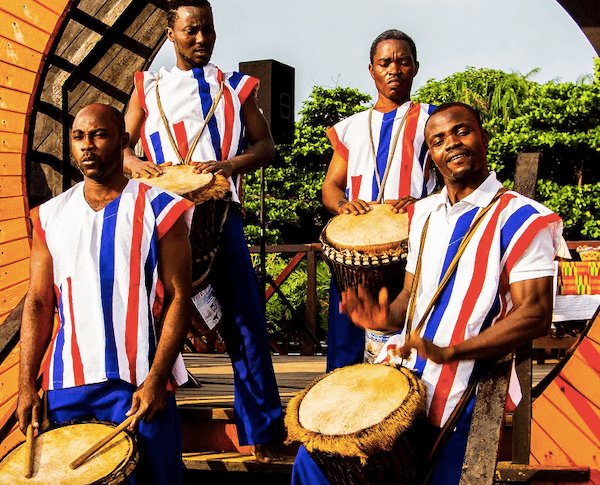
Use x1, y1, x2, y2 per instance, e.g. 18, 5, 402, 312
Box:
284, 363, 427, 462
320, 232, 408, 268
0, 419, 139, 484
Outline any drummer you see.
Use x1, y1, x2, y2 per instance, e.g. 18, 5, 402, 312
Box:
17, 104, 193, 484
321, 29, 438, 372
123, 0, 284, 463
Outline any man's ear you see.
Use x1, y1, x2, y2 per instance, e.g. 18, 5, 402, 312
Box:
483, 129, 490, 148
369, 63, 375, 80
167, 27, 174, 42
122, 132, 130, 149
414, 60, 420, 77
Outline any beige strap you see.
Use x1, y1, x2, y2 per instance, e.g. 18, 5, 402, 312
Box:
368, 103, 413, 203
155, 76, 224, 165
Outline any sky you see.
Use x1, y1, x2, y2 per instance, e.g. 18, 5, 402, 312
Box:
151, 0, 597, 119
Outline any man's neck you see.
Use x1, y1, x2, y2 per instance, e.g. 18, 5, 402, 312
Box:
83, 174, 129, 212
373, 95, 411, 112
444, 173, 489, 205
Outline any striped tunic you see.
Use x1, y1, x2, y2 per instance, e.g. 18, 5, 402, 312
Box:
32, 180, 194, 390
326, 101, 437, 202
376, 173, 563, 427
134, 64, 259, 204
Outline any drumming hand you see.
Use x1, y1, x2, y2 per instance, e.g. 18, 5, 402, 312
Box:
126, 377, 168, 430
340, 286, 392, 332
385, 197, 417, 213
399, 335, 455, 364
191, 160, 233, 178
16, 387, 42, 434
337, 199, 371, 215
128, 159, 171, 179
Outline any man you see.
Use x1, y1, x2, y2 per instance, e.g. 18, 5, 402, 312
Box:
17, 103, 193, 484
123, 0, 283, 462
335, 102, 561, 484
322, 29, 437, 372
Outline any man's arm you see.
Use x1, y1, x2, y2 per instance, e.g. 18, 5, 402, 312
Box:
194, 95, 275, 177
126, 216, 191, 428
17, 231, 55, 433
322, 150, 371, 215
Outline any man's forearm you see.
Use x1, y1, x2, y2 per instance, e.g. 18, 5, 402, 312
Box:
19, 297, 54, 389
228, 139, 274, 176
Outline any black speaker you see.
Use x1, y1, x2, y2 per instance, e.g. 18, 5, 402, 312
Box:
239, 59, 295, 145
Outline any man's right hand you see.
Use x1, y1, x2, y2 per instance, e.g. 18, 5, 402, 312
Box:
16, 386, 42, 434
125, 157, 171, 178
337, 199, 371, 215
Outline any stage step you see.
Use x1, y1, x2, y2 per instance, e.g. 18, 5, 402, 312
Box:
183, 451, 295, 472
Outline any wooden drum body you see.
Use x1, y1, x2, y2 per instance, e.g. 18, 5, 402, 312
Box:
285, 363, 429, 485
320, 204, 409, 300
0, 422, 138, 484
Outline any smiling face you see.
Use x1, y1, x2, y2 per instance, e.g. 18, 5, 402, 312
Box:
168, 5, 216, 70
71, 104, 128, 182
369, 39, 419, 106
425, 105, 489, 186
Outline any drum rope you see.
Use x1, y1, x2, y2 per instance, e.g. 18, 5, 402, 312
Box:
368, 103, 414, 203
155, 76, 224, 165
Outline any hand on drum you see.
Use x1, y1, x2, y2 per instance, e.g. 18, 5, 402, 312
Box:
385, 196, 417, 213
388, 334, 455, 365
191, 160, 233, 178
126, 377, 168, 430
128, 159, 171, 178
340, 285, 393, 332
16, 386, 42, 434
337, 199, 371, 215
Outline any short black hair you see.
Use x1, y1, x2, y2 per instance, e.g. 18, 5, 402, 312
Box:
370, 29, 417, 64
73, 104, 126, 136
167, 0, 212, 28
426, 102, 484, 131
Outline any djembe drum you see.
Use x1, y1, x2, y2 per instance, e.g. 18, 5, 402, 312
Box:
0, 422, 138, 484
137, 165, 231, 336
285, 363, 429, 485
320, 204, 410, 361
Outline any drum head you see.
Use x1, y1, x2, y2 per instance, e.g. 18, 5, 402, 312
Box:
137, 165, 215, 202
323, 204, 408, 254
0, 422, 137, 484
299, 364, 411, 435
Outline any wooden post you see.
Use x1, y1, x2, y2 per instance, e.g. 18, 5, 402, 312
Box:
513, 152, 541, 199
301, 246, 317, 356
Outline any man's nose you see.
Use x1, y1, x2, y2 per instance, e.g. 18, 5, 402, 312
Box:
195, 31, 206, 44
445, 134, 462, 149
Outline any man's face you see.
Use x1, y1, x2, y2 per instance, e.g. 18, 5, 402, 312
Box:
71, 105, 128, 182
369, 39, 419, 104
168, 5, 216, 70
425, 106, 489, 184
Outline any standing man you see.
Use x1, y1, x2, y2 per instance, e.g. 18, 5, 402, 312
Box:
17, 103, 193, 484
123, 0, 283, 462
322, 29, 437, 371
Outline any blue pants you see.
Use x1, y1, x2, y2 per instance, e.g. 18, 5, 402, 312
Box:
326, 279, 365, 372
291, 397, 475, 485
47, 380, 182, 485
211, 207, 283, 446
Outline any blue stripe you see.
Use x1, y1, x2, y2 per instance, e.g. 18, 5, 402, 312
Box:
99, 199, 121, 378
415, 207, 479, 373
144, 227, 159, 368
418, 141, 429, 198
151, 192, 175, 218
372, 109, 397, 200
150, 132, 165, 164
228, 72, 244, 90
480, 290, 501, 334
428, 103, 438, 115
500, 204, 539, 259
192, 67, 222, 161
53, 287, 66, 387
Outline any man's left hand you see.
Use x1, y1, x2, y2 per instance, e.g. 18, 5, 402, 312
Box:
191, 160, 233, 178
385, 197, 417, 213
126, 377, 168, 430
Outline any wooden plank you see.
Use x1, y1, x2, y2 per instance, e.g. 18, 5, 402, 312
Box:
0, 0, 60, 34
530, 417, 576, 466
560, 351, 600, 409
0, 132, 25, 153
0, 110, 27, 134
182, 451, 294, 473
0, 259, 29, 289
39, 0, 70, 16
494, 462, 589, 483
0, 238, 30, 265
0, 422, 22, 460
0, 196, 25, 220
0, 153, 23, 176
0, 62, 36, 93
587, 313, 600, 343
0, 86, 30, 114
0, 11, 50, 52
0, 175, 24, 198
0, 354, 19, 407
0, 218, 29, 244
0, 36, 43, 71
0, 280, 28, 315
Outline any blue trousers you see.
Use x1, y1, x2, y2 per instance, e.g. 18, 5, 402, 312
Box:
326, 279, 365, 372
211, 207, 283, 445
291, 396, 475, 485
47, 380, 182, 485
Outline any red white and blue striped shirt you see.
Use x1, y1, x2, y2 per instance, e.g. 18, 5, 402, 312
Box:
376, 173, 563, 427
135, 64, 259, 204
31, 180, 194, 390
326, 101, 437, 203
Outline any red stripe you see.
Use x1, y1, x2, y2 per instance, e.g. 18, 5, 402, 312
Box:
157, 199, 194, 239
29, 207, 47, 245
237, 76, 259, 105
578, 338, 600, 373
134, 72, 153, 163
125, 184, 150, 384
505, 213, 562, 274
66, 277, 85, 386
429, 195, 512, 425
152, 280, 165, 323
221, 85, 235, 160
350, 175, 362, 202
173, 121, 189, 160
326, 127, 349, 162
555, 375, 600, 445
398, 104, 420, 198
